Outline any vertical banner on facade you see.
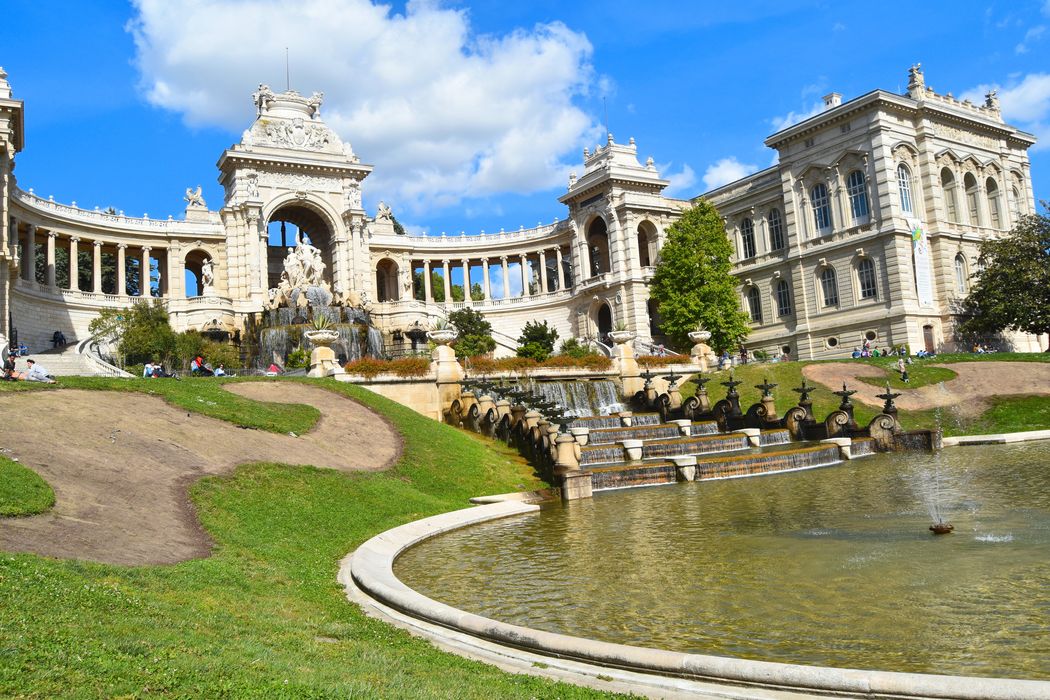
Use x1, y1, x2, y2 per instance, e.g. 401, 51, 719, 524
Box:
909, 218, 934, 308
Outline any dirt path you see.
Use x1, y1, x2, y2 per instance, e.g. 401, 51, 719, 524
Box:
0, 383, 401, 565
802, 361, 1050, 417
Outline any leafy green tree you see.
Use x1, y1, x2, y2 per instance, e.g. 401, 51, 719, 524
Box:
448, 308, 496, 357
89, 299, 177, 366
649, 200, 751, 352
959, 208, 1050, 351
516, 320, 558, 361
557, 337, 600, 359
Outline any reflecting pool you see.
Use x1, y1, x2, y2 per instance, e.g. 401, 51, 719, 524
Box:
395, 442, 1050, 679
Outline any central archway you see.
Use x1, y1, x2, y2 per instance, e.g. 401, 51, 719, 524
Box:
266, 202, 337, 291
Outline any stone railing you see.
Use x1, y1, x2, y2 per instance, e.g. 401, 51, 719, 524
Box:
371, 221, 571, 247
13, 188, 220, 234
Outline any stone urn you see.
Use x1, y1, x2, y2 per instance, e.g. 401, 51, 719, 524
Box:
607, 330, 635, 345
688, 329, 716, 372
688, 330, 712, 344
305, 329, 343, 378
426, 328, 459, 345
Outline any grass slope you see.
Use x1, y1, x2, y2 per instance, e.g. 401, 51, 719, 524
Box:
0, 458, 54, 517
0, 379, 629, 699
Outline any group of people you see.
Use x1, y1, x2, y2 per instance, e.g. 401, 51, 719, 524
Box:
2, 355, 56, 383
850, 339, 904, 358
139, 355, 229, 379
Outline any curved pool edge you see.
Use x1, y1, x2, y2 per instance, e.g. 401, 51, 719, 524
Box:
341, 500, 1050, 700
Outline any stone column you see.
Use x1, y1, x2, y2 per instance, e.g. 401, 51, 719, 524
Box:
556, 246, 565, 291
24, 225, 36, 282
92, 240, 103, 293
441, 259, 451, 302
116, 244, 126, 296
482, 258, 491, 300
520, 253, 530, 297
461, 258, 471, 302
539, 249, 548, 293
46, 232, 56, 288
423, 259, 433, 302
500, 256, 509, 299
68, 237, 79, 291
140, 246, 151, 297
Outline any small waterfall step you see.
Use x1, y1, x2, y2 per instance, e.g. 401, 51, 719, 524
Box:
588, 424, 683, 445
641, 433, 751, 459
590, 461, 677, 490
693, 444, 841, 481
758, 428, 792, 446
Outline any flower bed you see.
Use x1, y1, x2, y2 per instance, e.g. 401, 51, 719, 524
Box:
343, 356, 432, 378
636, 355, 689, 368
462, 354, 612, 373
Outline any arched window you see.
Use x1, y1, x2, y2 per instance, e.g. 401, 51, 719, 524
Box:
857, 258, 877, 300
819, 267, 838, 307
986, 178, 1001, 229
897, 164, 914, 215
768, 209, 785, 250
775, 279, 792, 317
954, 254, 968, 294
1011, 185, 1022, 221
746, 286, 763, 323
847, 170, 869, 222
941, 168, 958, 223
740, 218, 757, 259
964, 172, 980, 226
811, 183, 832, 233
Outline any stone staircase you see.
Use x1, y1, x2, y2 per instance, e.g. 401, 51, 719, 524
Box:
20, 343, 131, 378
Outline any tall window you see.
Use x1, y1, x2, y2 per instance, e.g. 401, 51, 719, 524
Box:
954, 254, 968, 294
857, 258, 877, 300
897, 164, 914, 214
746, 286, 763, 323
740, 218, 756, 259
964, 173, 980, 226
941, 168, 958, 223
847, 170, 869, 222
811, 183, 832, 233
768, 209, 785, 250
775, 279, 792, 317
819, 267, 838, 307
1011, 186, 1022, 221
986, 178, 1001, 229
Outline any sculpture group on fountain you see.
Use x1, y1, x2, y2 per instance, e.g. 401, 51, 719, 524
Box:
267, 237, 371, 311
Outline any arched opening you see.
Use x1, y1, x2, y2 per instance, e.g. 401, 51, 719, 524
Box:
184, 249, 213, 297
587, 218, 611, 277
941, 168, 958, 222
986, 178, 1001, 229
963, 172, 980, 226
266, 202, 335, 291
596, 303, 613, 342
637, 221, 657, 267
375, 258, 400, 302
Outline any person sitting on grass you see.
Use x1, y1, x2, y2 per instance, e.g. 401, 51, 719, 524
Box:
213, 363, 226, 377
24, 359, 56, 384
143, 361, 155, 378
2, 353, 19, 381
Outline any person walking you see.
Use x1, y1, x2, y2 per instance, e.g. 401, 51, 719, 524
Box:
897, 356, 909, 383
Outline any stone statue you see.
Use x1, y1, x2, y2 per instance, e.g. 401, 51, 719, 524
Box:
345, 180, 362, 209
307, 91, 324, 117
246, 172, 260, 198
253, 83, 275, 114
376, 201, 393, 222
283, 246, 303, 288
985, 89, 1000, 111
184, 185, 206, 208
201, 257, 215, 289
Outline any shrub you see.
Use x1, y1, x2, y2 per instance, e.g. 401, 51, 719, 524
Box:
542, 354, 612, 371
344, 356, 431, 378
516, 320, 558, 361
286, 348, 310, 369
636, 355, 687, 368
448, 308, 496, 357
557, 338, 598, 359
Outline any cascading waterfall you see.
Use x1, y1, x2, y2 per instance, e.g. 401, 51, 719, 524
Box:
530, 380, 624, 416
367, 327, 385, 358
259, 328, 289, 367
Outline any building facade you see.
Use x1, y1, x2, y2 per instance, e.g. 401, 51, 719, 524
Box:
0, 66, 1041, 361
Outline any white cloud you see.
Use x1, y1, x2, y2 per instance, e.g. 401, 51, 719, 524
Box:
1044, 0, 1050, 17
1015, 24, 1045, 53
127, 0, 599, 212
701, 157, 757, 191
659, 162, 697, 197
768, 101, 824, 133
961, 73, 1050, 150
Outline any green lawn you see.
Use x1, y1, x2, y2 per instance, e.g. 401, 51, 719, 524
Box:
0, 457, 54, 517
0, 378, 628, 699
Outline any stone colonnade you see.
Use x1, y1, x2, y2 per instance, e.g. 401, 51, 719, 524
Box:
9, 217, 169, 297
407, 245, 571, 303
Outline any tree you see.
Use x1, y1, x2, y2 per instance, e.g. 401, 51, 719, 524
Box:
448, 308, 496, 357
516, 320, 558, 361
959, 208, 1050, 351
649, 200, 751, 352
89, 299, 177, 366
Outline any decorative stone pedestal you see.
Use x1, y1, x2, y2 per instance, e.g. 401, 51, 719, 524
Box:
562, 471, 594, 501
305, 329, 344, 378
688, 329, 717, 372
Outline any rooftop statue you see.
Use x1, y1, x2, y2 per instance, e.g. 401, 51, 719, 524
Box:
184, 185, 206, 208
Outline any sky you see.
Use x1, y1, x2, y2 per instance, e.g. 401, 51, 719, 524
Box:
3, 0, 1049, 239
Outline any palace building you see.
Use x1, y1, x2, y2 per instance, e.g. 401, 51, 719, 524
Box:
0, 65, 1041, 362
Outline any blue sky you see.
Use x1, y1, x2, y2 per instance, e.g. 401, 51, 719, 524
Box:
4, 0, 1048, 239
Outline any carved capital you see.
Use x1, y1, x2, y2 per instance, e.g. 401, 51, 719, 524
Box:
117, 243, 127, 250
93, 240, 103, 248
47, 231, 58, 240
69, 236, 81, 244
